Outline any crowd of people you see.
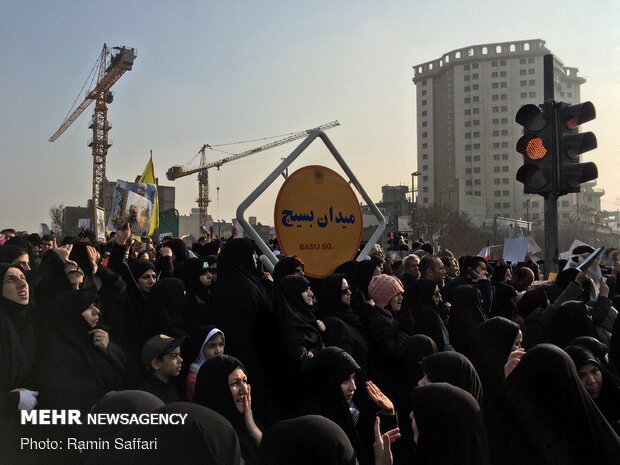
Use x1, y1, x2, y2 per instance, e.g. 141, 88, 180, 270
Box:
1, 225, 620, 465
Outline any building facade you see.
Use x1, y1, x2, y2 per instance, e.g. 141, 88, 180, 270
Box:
412, 39, 597, 226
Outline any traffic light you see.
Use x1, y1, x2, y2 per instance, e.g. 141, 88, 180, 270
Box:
556, 101, 598, 194
515, 102, 556, 194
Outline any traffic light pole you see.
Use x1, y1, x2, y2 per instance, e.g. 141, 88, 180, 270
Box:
543, 54, 558, 277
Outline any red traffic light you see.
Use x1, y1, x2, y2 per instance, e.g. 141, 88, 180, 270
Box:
560, 101, 595, 130
517, 136, 548, 160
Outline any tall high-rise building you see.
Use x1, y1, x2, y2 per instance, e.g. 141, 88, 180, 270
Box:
412, 39, 602, 226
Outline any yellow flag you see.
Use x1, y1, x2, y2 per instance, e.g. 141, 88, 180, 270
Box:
139, 154, 159, 237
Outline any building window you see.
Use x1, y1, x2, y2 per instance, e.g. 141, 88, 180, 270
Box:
502, 166, 509, 172
465, 145, 472, 151
528, 79, 535, 86
464, 86, 471, 92
474, 191, 481, 196
422, 100, 427, 105
501, 118, 508, 124
473, 131, 480, 137
465, 133, 472, 139
465, 121, 472, 127
500, 82, 507, 88
421, 90, 427, 96
493, 142, 500, 148
502, 190, 510, 196
492, 94, 499, 101
422, 132, 428, 138
422, 165, 428, 170
501, 142, 509, 148
422, 175, 428, 181
520, 58, 526, 64
500, 60, 506, 66
465, 98, 471, 104
495, 202, 502, 208
502, 153, 508, 160
494, 179, 501, 185
501, 106, 508, 111
494, 166, 500, 172
474, 179, 481, 185
528, 68, 535, 74
466, 180, 472, 186
500, 94, 507, 100
472, 63, 479, 69
422, 153, 428, 160
520, 80, 527, 86
501, 130, 508, 136
503, 202, 510, 208
492, 71, 499, 78
528, 57, 535, 64
422, 143, 428, 149
422, 121, 427, 127
473, 108, 480, 114
472, 73, 479, 79
472, 84, 479, 90
500, 71, 507, 77
520, 92, 528, 98
520, 69, 527, 75
464, 109, 471, 115
472, 96, 479, 102
464, 75, 470, 81
464, 64, 470, 71
466, 168, 472, 174
493, 130, 500, 136
473, 155, 480, 161
492, 106, 499, 113
473, 120, 480, 126
422, 110, 427, 116
465, 156, 472, 162
502, 178, 509, 184
474, 167, 481, 173
529, 91, 536, 98
493, 154, 500, 161
422, 187, 428, 192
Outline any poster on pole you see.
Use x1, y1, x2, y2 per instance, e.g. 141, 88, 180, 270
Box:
274, 165, 362, 278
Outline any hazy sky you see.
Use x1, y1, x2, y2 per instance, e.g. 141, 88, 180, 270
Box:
1, 1, 618, 234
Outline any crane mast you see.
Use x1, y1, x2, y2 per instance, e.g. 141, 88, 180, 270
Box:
167, 120, 340, 225
49, 44, 137, 208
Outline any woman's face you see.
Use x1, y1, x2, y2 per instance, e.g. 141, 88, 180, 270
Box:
389, 292, 404, 312
202, 333, 224, 360
228, 368, 249, 414
209, 264, 218, 283
301, 287, 314, 306
341, 278, 352, 305
138, 270, 157, 292
2, 267, 29, 305
410, 411, 420, 444
504, 268, 513, 282
577, 363, 603, 399
432, 285, 441, 307
511, 330, 523, 351
199, 271, 212, 287
340, 373, 356, 403
81, 303, 100, 328
12, 253, 31, 272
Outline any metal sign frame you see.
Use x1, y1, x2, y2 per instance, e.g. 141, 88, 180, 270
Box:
236, 129, 386, 272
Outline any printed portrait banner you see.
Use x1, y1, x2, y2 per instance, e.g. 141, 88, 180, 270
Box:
274, 165, 362, 278
106, 180, 156, 238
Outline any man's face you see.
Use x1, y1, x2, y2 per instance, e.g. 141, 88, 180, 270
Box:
446, 258, 460, 277
405, 256, 420, 279
428, 257, 445, 286
40, 240, 54, 255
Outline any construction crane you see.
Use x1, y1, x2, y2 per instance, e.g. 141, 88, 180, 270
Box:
49, 44, 137, 208
166, 120, 340, 225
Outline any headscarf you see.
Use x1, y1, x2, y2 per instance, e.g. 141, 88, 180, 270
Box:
128, 259, 155, 283
173, 257, 211, 303
354, 258, 382, 300
298, 347, 365, 464
546, 301, 596, 348
0, 245, 27, 265
272, 256, 304, 284
419, 351, 484, 405
189, 326, 225, 373
165, 239, 190, 266
411, 383, 491, 465
86, 402, 241, 465
409, 278, 438, 311
486, 344, 620, 465
516, 287, 548, 319
449, 285, 487, 354
193, 355, 256, 464
274, 275, 323, 366
259, 415, 356, 465
145, 278, 188, 339
565, 345, 620, 435
469, 316, 519, 408
319, 274, 361, 327
0, 264, 36, 394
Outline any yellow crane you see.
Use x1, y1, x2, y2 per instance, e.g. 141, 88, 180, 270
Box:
166, 121, 340, 225
49, 44, 137, 207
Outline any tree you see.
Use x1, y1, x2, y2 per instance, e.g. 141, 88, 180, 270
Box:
49, 204, 64, 236
412, 204, 487, 257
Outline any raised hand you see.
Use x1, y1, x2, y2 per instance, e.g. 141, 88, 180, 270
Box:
366, 380, 395, 415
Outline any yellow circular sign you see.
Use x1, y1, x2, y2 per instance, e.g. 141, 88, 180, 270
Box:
274, 165, 362, 278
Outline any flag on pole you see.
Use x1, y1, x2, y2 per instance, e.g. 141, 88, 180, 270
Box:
478, 240, 491, 261
139, 152, 159, 237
